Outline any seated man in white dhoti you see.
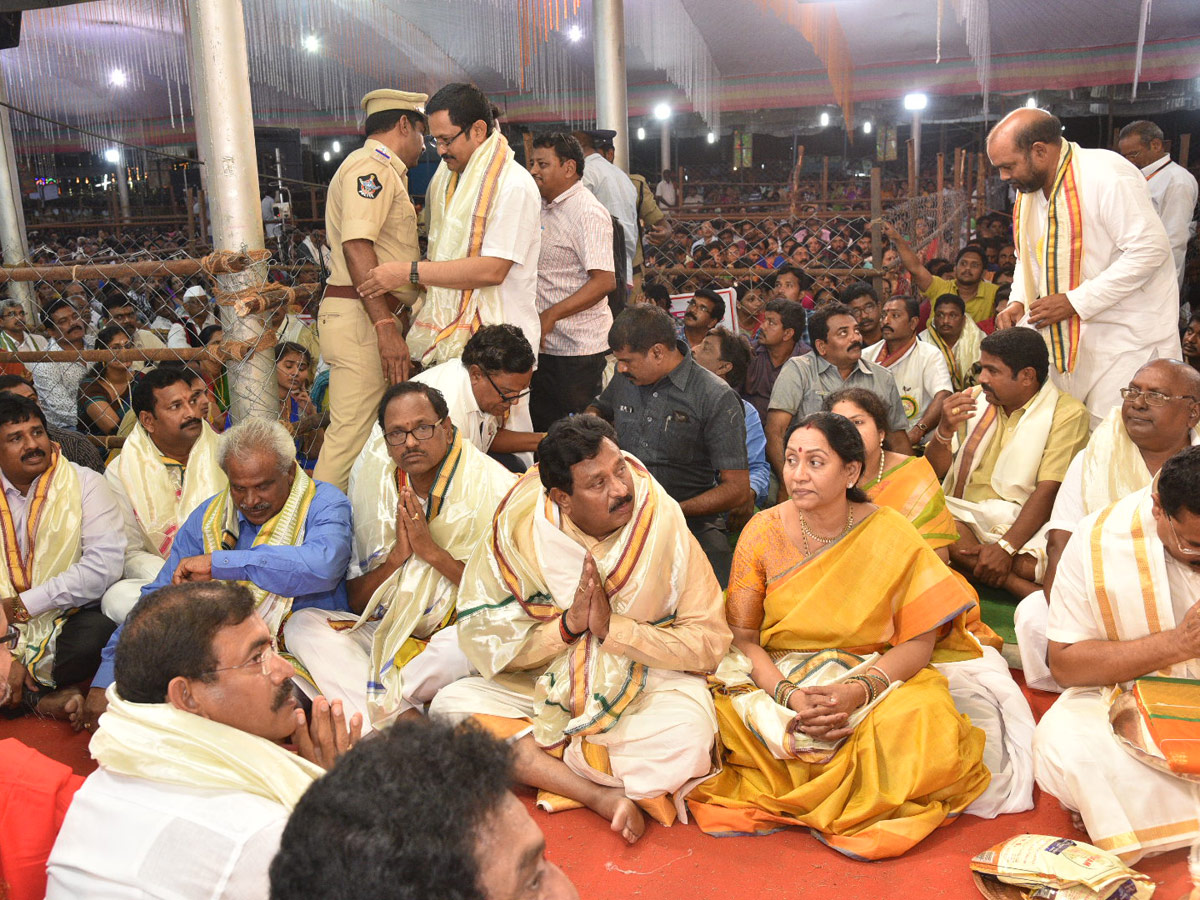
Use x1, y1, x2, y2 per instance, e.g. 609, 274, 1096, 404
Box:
102, 366, 227, 623
46, 582, 360, 900
0, 393, 124, 725
430, 415, 731, 844
284, 382, 516, 731
1034, 445, 1200, 863
82, 417, 353, 731
926, 327, 1089, 598
1017, 359, 1200, 690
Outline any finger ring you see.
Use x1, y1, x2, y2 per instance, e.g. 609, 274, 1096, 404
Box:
410, 514, 420, 521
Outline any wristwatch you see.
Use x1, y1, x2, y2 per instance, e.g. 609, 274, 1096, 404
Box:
996, 538, 1018, 556
1, 624, 18, 648
914, 421, 930, 434
409, 260, 421, 284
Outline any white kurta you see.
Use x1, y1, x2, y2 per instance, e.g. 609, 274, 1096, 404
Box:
1032, 527, 1200, 862
1011, 146, 1181, 425
1141, 156, 1198, 288
46, 768, 286, 899
411, 359, 500, 453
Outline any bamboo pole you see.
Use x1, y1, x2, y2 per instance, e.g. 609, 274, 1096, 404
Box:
870, 166, 884, 300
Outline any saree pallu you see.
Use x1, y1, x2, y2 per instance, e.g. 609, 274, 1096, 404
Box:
689, 507, 990, 859
865, 455, 1002, 654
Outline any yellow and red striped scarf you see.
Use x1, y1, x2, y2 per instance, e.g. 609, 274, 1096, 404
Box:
1014, 141, 1084, 374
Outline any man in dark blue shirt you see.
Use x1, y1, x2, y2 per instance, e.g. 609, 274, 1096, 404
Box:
589, 305, 751, 586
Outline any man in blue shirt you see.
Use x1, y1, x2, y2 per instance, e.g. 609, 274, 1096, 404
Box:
81, 418, 352, 731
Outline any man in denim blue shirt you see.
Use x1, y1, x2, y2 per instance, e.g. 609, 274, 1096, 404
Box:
82, 418, 352, 731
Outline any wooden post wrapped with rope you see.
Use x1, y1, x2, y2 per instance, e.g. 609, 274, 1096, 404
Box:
202, 248, 280, 422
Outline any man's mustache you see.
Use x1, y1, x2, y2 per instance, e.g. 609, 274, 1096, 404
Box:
21, 448, 45, 463
609, 495, 633, 513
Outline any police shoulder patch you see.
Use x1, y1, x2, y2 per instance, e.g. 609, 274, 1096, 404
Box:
357, 173, 382, 199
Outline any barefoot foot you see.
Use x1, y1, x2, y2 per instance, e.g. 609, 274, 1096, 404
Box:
35, 686, 84, 723
590, 789, 645, 845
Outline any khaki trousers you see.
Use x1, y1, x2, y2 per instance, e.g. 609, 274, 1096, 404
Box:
313, 295, 388, 492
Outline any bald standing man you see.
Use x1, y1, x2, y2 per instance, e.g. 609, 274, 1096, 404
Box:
990, 108, 1180, 426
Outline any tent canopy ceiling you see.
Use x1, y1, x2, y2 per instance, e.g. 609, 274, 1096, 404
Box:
1, 0, 1196, 150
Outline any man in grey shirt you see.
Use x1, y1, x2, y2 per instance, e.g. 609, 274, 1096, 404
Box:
589, 305, 752, 587
765, 303, 911, 492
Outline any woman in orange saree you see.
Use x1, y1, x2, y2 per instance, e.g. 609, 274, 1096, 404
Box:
689, 413, 990, 858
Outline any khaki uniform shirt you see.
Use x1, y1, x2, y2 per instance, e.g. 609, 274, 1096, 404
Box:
325, 138, 419, 302
629, 173, 666, 268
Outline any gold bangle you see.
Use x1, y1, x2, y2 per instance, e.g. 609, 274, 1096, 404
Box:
10, 595, 30, 624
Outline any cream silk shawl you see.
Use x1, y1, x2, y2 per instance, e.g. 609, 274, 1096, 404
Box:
200, 465, 315, 636
1, 450, 81, 687
93, 688, 323, 809
1079, 486, 1200, 681
1079, 408, 1200, 518
408, 130, 513, 366
456, 456, 692, 749
347, 423, 515, 727
108, 421, 225, 559
943, 380, 1060, 543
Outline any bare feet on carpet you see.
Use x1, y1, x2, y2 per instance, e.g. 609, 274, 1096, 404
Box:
591, 789, 645, 845
36, 686, 85, 726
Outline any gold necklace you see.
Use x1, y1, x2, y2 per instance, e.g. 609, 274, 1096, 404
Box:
798, 505, 855, 553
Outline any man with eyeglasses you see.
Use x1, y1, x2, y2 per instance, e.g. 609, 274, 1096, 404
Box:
0, 298, 47, 378
46, 582, 360, 899
1032, 445, 1200, 865
313, 88, 427, 494
1015, 359, 1200, 691
843, 282, 884, 348
284, 382, 516, 732
407, 324, 542, 463
359, 83, 541, 379
85, 418, 353, 732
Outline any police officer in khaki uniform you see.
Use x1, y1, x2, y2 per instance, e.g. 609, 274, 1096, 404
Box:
314, 89, 427, 492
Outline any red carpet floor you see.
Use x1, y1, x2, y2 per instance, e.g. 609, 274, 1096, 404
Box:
1, 678, 1191, 900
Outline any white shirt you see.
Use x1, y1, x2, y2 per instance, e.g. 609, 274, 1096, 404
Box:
46, 768, 286, 900
479, 160, 542, 361
862, 338, 952, 424
1047, 524, 1198, 647
1140, 156, 1198, 287
537, 181, 615, 356
1011, 146, 1179, 363
3, 330, 48, 352
581, 152, 637, 286
1, 461, 124, 617
31, 339, 88, 430
412, 359, 499, 453
655, 177, 677, 208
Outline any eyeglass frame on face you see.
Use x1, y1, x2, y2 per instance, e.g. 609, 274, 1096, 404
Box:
483, 370, 530, 404
431, 127, 466, 151
383, 416, 447, 446
1165, 512, 1200, 559
198, 643, 279, 678
1119, 386, 1198, 408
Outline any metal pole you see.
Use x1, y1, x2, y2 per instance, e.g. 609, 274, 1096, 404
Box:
660, 120, 671, 172
185, 0, 274, 423
592, 0, 629, 171
115, 159, 132, 222
0, 70, 34, 314
911, 112, 922, 181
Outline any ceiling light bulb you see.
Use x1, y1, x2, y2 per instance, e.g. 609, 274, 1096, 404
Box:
567, 25, 583, 42
636, 127, 645, 140
1025, 96, 1037, 108
903, 92, 928, 111
322, 151, 331, 162
653, 102, 671, 121
707, 131, 716, 144
819, 112, 830, 127
863, 121, 873, 134
332, 141, 341, 153
104, 148, 120, 164
109, 69, 126, 87
303, 35, 319, 53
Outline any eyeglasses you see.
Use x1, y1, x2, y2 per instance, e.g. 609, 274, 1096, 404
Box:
1166, 514, 1200, 558
384, 417, 446, 445
1120, 387, 1198, 407
484, 371, 530, 404
201, 644, 279, 678
431, 128, 465, 150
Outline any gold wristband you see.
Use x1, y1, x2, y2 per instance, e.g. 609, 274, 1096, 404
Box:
10, 595, 30, 624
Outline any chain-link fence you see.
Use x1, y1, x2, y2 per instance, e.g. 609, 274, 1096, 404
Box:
0, 239, 327, 465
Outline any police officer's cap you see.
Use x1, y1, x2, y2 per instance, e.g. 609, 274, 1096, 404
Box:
361, 89, 428, 119
585, 129, 618, 151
